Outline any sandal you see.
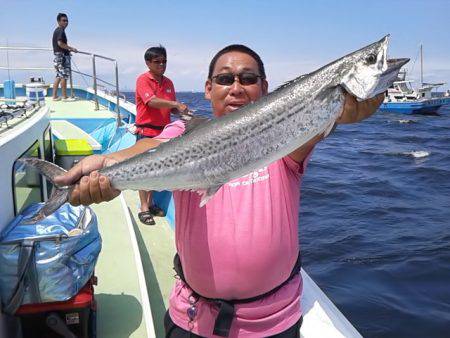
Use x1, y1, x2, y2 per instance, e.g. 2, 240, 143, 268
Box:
149, 205, 165, 217
138, 211, 155, 225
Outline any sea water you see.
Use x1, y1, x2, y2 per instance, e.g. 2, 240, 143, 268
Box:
125, 91, 450, 338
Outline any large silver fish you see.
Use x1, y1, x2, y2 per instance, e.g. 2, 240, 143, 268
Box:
20, 35, 408, 221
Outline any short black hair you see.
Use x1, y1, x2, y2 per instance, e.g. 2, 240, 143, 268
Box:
57, 13, 68, 22
144, 45, 167, 62
208, 44, 266, 79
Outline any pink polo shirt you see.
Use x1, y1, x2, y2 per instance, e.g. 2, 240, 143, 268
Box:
157, 121, 311, 337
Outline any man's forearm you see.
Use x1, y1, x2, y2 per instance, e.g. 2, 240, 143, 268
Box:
337, 93, 384, 124
288, 132, 322, 163
148, 97, 179, 110
106, 138, 161, 162
57, 41, 76, 52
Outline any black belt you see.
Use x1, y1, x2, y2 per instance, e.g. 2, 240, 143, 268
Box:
135, 122, 165, 131
173, 252, 302, 337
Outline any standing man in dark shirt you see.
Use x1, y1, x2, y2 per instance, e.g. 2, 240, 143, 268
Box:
52, 13, 77, 101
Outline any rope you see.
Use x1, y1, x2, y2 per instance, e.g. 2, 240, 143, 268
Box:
408, 47, 421, 79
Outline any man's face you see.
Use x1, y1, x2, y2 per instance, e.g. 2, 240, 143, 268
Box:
146, 56, 167, 77
58, 17, 69, 28
205, 51, 268, 118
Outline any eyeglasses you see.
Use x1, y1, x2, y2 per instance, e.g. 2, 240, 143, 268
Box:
151, 59, 167, 64
212, 72, 262, 86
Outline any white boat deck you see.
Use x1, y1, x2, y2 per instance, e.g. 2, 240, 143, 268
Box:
50, 120, 102, 151
92, 195, 154, 337
301, 272, 362, 337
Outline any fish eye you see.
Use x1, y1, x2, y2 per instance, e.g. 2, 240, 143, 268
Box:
365, 53, 377, 65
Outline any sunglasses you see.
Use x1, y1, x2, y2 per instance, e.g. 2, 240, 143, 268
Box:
151, 59, 167, 64
212, 72, 262, 86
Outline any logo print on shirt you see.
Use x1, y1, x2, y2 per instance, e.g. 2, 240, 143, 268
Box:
227, 167, 269, 188
145, 93, 150, 97
166, 88, 172, 93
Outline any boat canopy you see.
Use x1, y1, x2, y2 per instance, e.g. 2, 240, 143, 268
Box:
394, 81, 415, 94
420, 82, 446, 91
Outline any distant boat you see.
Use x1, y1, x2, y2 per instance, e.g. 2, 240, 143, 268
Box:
379, 45, 450, 114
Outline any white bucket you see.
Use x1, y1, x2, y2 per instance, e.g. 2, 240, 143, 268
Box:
25, 83, 46, 104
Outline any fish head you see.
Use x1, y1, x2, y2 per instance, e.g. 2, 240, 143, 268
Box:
340, 35, 406, 101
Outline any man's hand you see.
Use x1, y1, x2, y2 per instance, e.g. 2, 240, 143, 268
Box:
337, 92, 384, 124
70, 47, 78, 53
148, 98, 189, 114
54, 155, 120, 206
176, 102, 189, 113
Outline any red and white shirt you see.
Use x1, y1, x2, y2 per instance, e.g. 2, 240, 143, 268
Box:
135, 71, 176, 137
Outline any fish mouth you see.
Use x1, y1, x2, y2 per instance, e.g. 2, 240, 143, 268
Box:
379, 58, 410, 79
386, 58, 410, 71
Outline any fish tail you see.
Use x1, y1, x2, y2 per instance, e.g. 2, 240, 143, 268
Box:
17, 158, 70, 223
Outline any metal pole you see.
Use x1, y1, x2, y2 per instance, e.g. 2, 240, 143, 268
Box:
6, 39, 11, 81
0, 46, 53, 51
420, 44, 423, 87
69, 59, 74, 98
92, 55, 99, 110
114, 61, 121, 126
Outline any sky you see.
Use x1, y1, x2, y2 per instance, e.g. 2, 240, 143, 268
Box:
1, 0, 450, 92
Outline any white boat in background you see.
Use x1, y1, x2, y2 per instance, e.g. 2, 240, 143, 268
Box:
379, 45, 450, 114
0, 45, 362, 337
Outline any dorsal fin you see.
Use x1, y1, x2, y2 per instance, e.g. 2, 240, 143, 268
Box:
273, 73, 308, 92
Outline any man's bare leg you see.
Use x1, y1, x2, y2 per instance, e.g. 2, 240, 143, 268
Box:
53, 78, 61, 99
139, 190, 150, 212
148, 191, 154, 208
61, 78, 67, 99
138, 190, 154, 225
148, 191, 165, 216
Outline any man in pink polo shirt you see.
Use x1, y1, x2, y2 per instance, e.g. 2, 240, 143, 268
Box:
56, 45, 383, 337
134, 45, 189, 225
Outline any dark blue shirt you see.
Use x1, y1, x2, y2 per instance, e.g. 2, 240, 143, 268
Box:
52, 27, 68, 55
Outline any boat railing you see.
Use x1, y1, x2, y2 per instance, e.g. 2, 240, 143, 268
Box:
0, 46, 123, 125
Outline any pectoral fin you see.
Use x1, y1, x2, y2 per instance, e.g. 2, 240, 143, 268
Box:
198, 185, 222, 207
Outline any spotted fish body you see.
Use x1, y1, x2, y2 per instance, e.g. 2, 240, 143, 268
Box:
106, 84, 344, 194
21, 36, 408, 220
102, 36, 406, 194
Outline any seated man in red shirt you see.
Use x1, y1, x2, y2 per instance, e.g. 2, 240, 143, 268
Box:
135, 45, 189, 225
